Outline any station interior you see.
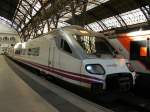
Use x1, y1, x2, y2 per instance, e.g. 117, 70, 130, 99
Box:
0, 0, 150, 112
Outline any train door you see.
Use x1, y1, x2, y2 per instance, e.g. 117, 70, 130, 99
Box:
48, 40, 53, 67
48, 39, 61, 78
130, 39, 150, 69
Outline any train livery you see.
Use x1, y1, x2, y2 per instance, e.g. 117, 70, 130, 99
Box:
109, 30, 150, 74
8, 26, 136, 93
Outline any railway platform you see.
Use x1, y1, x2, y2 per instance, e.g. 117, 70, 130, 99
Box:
0, 55, 58, 112
0, 55, 113, 112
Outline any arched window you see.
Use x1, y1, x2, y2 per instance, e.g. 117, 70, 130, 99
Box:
10, 37, 15, 41
3, 37, 8, 41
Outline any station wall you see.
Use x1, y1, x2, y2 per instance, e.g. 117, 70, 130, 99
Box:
0, 22, 20, 54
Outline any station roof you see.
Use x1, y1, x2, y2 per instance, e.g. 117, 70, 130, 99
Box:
66, 0, 150, 32
0, 0, 149, 40
67, 0, 150, 25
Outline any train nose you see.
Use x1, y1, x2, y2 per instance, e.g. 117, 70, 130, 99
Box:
106, 73, 133, 92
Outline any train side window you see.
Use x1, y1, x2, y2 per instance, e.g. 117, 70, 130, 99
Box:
61, 39, 72, 53
60, 39, 63, 48
15, 50, 21, 55
28, 49, 31, 55
32, 47, 40, 56
22, 49, 26, 55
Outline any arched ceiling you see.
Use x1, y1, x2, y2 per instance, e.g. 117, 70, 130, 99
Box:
67, 0, 150, 25
0, 0, 149, 41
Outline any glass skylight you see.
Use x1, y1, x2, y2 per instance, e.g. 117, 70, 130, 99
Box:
57, 22, 70, 28
43, 23, 48, 33
19, 6, 27, 14
87, 6, 148, 32
18, 28, 21, 32
13, 0, 149, 38
101, 16, 121, 29
26, 0, 35, 4
25, 18, 30, 24
120, 8, 147, 25
145, 5, 150, 19
12, 24, 17, 29
21, 24, 24, 29
34, 1, 42, 11
87, 0, 110, 11
88, 22, 103, 32
32, 9, 37, 16
84, 25, 92, 30
14, 18, 20, 24
14, 0, 43, 29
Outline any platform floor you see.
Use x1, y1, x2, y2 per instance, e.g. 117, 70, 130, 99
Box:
0, 55, 58, 112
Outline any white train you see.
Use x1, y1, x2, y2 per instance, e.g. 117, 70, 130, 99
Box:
8, 26, 136, 93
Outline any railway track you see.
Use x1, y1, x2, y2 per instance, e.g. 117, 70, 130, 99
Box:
6, 57, 150, 112
49, 78, 150, 112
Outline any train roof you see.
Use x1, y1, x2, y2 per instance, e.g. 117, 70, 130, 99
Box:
25, 25, 106, 42
60, 25, 105, 37
60, 25, 86, 30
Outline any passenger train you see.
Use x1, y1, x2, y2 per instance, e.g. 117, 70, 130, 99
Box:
109, 30, 150, 74
8, 26, 136, 94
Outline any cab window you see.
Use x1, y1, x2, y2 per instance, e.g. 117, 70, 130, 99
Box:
60, 39, 72, 53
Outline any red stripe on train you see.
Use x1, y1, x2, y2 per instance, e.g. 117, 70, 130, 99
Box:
14, 57, 103, 84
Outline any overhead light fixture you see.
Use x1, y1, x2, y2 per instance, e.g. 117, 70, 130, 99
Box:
79, 30, 89, 34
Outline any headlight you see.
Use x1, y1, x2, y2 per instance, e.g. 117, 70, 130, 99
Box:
85, 64, 105, 75
126, 63, 134, 72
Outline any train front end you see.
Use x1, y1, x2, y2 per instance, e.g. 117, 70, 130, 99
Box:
82, 58, 136, 93
68, 27, 136, 93
63, 26, 136, 93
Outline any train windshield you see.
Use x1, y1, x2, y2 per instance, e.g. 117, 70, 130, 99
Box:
73, 34, 116, 57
